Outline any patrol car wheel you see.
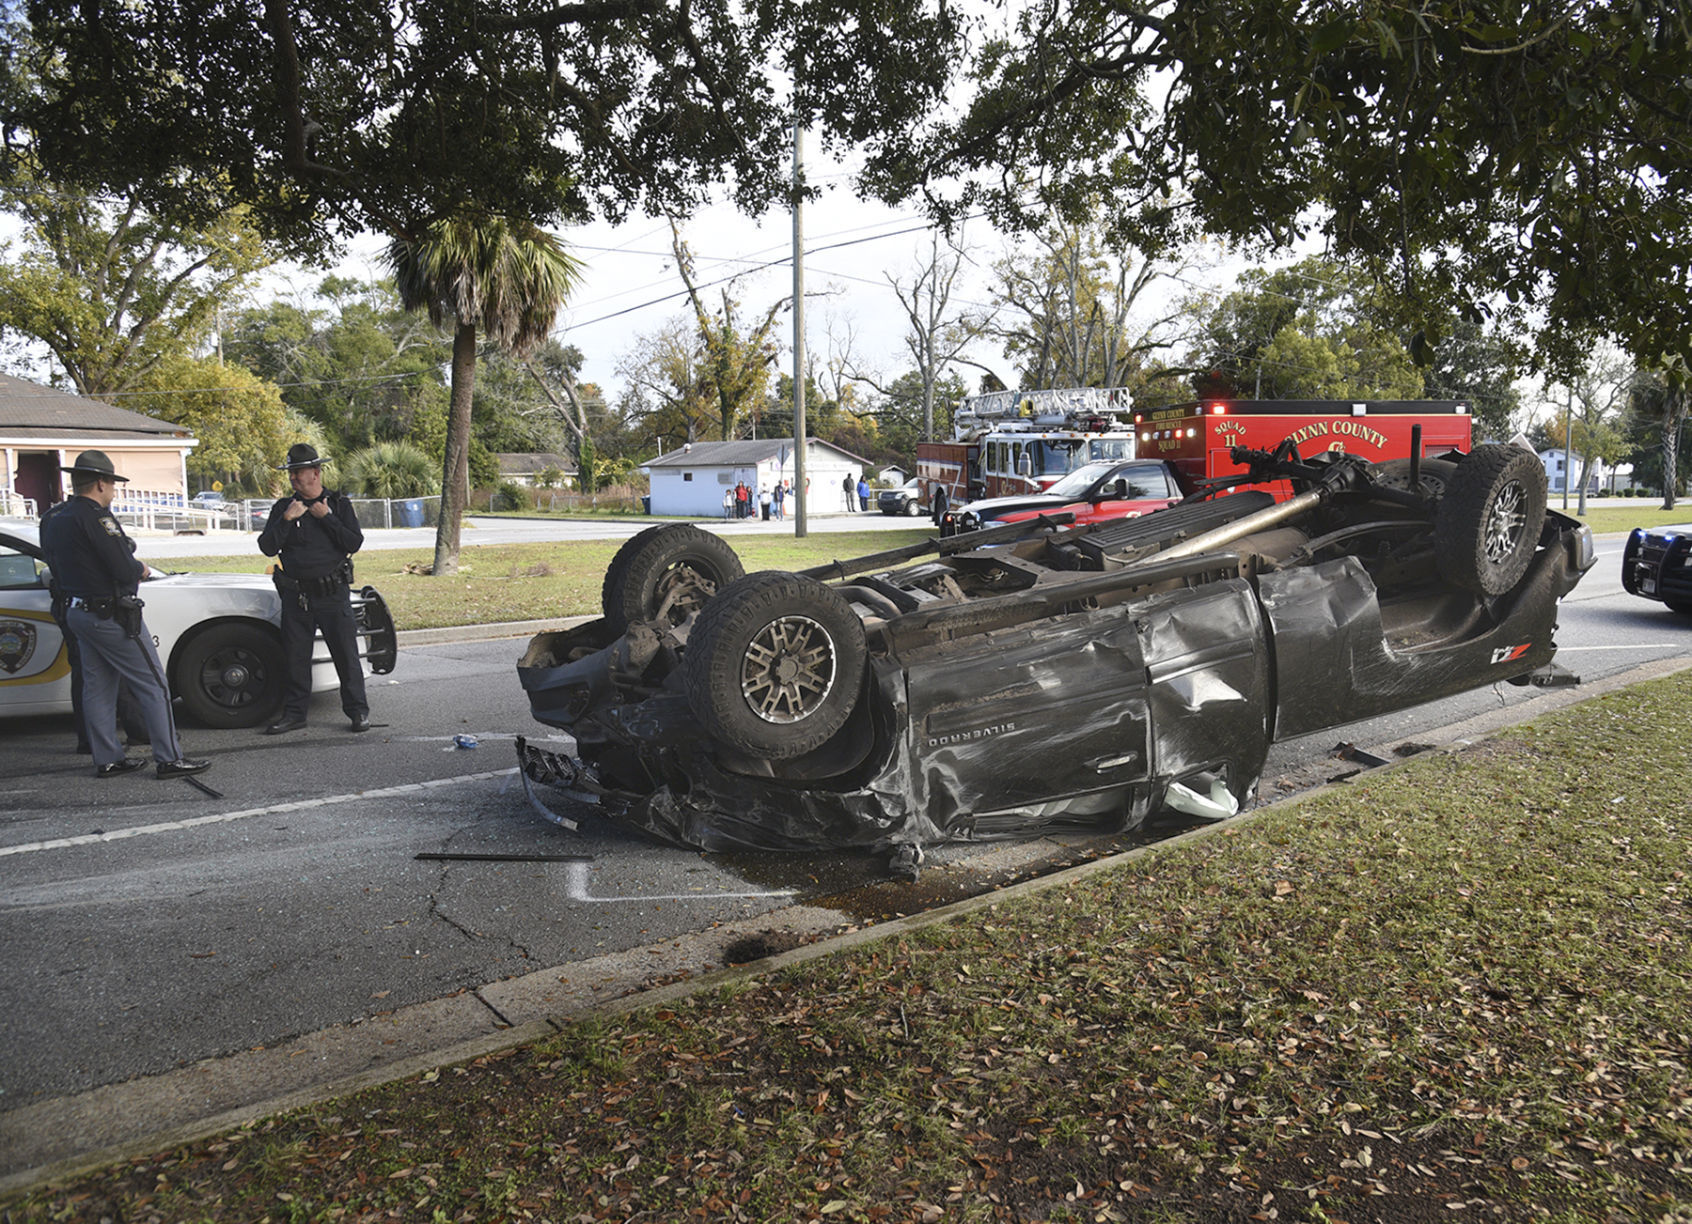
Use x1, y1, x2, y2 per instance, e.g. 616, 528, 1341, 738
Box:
172, 622, 286, 728
683, 572, 867, 760
601, 524, 745, 632
1434, 445, 1548, 596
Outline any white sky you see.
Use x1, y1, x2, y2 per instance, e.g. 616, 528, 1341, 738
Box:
307, 150, 1013, 409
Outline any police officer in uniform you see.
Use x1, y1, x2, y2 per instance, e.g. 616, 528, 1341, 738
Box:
41, 496, 150, 754
258, 443, 370, 734
38, 451, 211, 779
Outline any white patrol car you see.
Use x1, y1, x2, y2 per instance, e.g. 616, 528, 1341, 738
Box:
0, 524, 396, 729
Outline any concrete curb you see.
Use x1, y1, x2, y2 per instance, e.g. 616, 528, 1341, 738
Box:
4, 654, 1690, 1199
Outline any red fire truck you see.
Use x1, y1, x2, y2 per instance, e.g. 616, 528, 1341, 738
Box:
916, 388, 1136, 515
1135, 399, 1473, 499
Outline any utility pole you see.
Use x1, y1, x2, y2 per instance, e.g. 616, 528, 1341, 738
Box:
792, 122, 808, 538
1562, 385, 1572, 513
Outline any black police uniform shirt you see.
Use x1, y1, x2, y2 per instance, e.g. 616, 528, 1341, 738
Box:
39, 496, 145, 598
257, 490, 364, 579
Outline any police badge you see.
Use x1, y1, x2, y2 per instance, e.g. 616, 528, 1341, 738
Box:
0, 619, 37, 674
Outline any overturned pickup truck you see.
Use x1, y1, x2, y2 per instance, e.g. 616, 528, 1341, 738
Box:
517, 442, 1594, 871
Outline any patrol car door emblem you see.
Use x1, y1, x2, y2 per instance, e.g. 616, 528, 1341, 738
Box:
0, 620, 36, 673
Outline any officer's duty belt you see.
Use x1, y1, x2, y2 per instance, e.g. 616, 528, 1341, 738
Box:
273, 565, 351, 598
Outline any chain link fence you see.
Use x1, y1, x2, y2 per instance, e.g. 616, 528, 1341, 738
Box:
237, 496, 442, 532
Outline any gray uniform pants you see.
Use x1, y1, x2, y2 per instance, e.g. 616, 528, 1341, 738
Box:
67, 606, 183, 768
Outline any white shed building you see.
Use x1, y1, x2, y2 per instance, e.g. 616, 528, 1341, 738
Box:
642, 439, 873, 517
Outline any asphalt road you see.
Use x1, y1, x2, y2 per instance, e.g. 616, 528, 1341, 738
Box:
1, 516, 1687, 1182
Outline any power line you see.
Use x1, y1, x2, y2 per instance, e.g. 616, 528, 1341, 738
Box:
561, 217, 974, 332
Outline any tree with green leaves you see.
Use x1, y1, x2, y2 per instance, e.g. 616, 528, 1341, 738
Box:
0, 177, 272, 396
120, 353, 291, 495
222, 280, 451, 459
1187, 257, 1426, 402
5, 0, 960, 259
1415, 313, 1525, 444
615, 319, 715, 451
1625, 367, 1690, 510
387, 214, 583, 576
1545, 349, 1635, 516
868, 369, 968, 463
575, 435, 598, 495
671, 225, 785, 442
874, 3, 1692, 381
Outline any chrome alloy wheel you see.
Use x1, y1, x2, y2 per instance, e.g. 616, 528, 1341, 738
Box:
740, 613, 839, 724
1483, 479, 1528, 565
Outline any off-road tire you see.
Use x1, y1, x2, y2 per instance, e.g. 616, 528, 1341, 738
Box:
172, 621, 286, 728
600, 525, 669, 625
683, 571, 867, 760
601, 524, 744, 632
1434, 445, 1548, 596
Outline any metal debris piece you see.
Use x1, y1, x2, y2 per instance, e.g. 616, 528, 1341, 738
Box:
1331, 742, 1390, 769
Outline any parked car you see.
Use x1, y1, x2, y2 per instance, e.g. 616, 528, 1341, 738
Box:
876, 479, 927, 517
1621, 522, 1692, 614
191, 491, 227, 507
941, 459, 1185, 535
0, 526, 397, 728
516, 442, 1593, 873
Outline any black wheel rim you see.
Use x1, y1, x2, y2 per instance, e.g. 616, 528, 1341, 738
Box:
200, 646, 266, 710
739, 614, 838, 724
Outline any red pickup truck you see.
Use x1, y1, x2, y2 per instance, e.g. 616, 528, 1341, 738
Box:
940, 458, 1185, 534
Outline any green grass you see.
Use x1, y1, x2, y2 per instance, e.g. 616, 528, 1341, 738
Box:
1560, 504, 1692, 533
167, 528, 934, 632
10, 670, 1691, 1222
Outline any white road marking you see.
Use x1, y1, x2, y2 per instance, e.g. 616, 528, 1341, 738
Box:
1559, 644, 1684, 651
562, 861, 795, 904
0, 769, 518, 859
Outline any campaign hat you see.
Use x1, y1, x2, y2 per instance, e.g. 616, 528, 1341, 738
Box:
277, 443, 328, 471
60, 450, 130, 482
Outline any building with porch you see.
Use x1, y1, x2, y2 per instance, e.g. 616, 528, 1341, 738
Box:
0, 373, 197, 516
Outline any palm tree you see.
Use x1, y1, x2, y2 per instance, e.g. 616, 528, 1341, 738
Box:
387, 215, 583, 575
342, 441, 439, 500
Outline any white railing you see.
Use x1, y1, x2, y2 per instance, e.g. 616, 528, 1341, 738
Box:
0, 490, 38, 518
95, 491, 442, 534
